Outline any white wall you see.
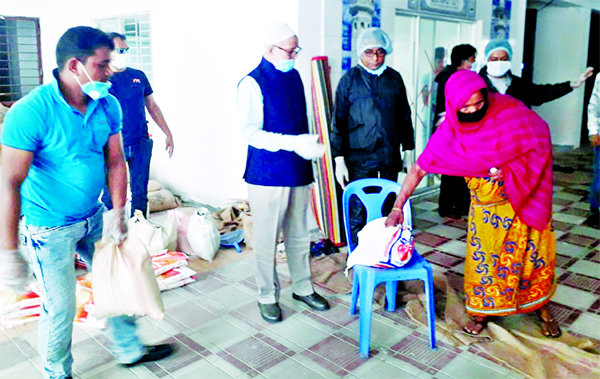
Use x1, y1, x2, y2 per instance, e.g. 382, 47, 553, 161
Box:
4, 0, 589, 208
2, 0, 299, 208
533, 6, 591, 149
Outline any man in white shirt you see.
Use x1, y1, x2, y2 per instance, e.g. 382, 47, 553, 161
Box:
237, 23, 330, 323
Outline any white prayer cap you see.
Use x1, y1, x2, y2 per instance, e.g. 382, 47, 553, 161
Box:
264, 23, 296, 45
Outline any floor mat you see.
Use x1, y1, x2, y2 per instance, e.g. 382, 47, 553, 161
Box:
404, 275, 600, 379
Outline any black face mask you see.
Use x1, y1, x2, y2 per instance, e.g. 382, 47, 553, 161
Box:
457, 100, 489, 123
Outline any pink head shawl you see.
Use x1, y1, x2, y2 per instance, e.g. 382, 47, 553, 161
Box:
418, 70, 553, 230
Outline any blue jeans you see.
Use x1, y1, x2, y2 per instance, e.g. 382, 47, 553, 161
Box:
19, 205, 145, 379
591, 146, 600, 215
102, 139, 153, 218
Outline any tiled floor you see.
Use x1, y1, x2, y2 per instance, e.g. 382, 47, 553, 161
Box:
1, 146, 598, 379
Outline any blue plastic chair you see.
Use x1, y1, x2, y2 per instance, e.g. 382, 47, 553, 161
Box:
342, 178, 436, 357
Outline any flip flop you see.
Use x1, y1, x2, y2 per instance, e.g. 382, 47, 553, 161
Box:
464, 315, 489, 335
538, 307, 562, 338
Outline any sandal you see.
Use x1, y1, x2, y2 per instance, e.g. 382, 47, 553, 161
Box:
538, 306, 562, 338
464, 315, 489, 335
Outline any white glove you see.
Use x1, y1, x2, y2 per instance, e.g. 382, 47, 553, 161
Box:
102, 207, 128, 244
334, 156, 349, 189
293, 134, 325, 160
0, 249, 31, 294
570, 67, 594, 89
403, 150, 415, 173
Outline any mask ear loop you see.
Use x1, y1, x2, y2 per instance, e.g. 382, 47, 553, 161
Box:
77, 60, 95, 83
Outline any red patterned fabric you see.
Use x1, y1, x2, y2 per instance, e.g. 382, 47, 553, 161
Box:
417, 70, 553, 230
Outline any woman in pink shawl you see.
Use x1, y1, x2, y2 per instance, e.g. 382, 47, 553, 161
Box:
386, 70, 560, 337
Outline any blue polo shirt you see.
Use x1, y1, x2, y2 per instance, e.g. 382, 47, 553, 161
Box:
2, 69, 122, 227
108, 68, 153, 146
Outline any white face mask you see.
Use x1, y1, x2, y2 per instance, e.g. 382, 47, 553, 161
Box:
359, 61, 388, 76
487, 61, 511, 77
110, 51, 130, 70
72, 61, 111, 100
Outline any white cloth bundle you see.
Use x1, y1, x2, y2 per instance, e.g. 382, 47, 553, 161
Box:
346, 217, 414, 273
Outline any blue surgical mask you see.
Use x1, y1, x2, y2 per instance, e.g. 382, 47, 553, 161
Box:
275, 59, 295, 73
470, 61, 479, 73
73, 61, 111, 100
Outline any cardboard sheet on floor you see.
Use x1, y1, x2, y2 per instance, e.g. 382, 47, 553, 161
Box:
403, 275, 600, 379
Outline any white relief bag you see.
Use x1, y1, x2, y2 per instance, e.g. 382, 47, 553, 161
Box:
187, 207, 221, 262
127, 210, 177, 254
92, 236, 164, 320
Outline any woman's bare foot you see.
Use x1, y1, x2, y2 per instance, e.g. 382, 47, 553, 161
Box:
538, 306, 561, 338
464, 315, 488, 335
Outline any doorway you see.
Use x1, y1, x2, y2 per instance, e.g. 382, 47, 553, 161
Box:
392, 13, 477, 192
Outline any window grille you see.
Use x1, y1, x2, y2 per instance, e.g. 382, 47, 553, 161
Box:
95, 13, 152, 81
0, 16, 42, 104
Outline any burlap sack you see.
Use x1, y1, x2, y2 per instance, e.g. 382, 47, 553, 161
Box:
148, 189, 179, 212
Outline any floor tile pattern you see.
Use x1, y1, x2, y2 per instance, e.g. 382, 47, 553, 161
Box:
1, 147, 598, 378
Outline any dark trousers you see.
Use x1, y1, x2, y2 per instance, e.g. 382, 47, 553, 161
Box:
347, 165, 398, 247
438, 174, 470, 217
102, 139, 153, 218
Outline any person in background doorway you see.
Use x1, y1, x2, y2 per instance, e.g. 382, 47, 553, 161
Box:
101, 32, 174, 218
386, 70, 562, 338
433, 44, 477, 127
237, 23, 330, 323
420, 47, 446, 134
330, 27, 415, 246
0, 26, 173, 379
433, 44, 477, 219
585, 74, 600, 228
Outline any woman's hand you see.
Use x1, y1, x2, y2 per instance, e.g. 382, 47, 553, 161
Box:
385, 208, 404, 227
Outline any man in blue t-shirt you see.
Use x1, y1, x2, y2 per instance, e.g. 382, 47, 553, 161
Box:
102, 32, 174, 217
0, 26, 172, 378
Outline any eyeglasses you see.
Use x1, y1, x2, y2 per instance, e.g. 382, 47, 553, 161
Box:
115, 47, 130, 54
274, 45, 302, 58
364, 49, 386, 58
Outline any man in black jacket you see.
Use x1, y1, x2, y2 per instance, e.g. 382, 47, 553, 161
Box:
330, 27, 415, 245
479, 39, 592, 108
480, 39, 593, 174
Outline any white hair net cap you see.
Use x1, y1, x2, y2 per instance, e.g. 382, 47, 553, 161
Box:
264, 23, 296, 45
356, 27, 393, 57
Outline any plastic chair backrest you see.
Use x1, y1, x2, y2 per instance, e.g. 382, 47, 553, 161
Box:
342, 178, 412, 253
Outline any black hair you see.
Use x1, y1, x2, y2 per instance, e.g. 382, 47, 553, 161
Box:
56, 26, 114, 69
434, 47, 445, 61
108, 32, 127, 41
450, 44, 477, 68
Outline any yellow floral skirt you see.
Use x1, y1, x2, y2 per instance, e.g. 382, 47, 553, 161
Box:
464, 177, 556, 317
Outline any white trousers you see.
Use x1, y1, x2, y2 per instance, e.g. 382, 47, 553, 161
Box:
247, 184, 314, 304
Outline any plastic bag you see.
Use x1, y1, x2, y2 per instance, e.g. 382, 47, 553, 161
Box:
187, 207, 220, 262
346, 217, 414, 273
92, 236, 164, 320
127, 210, 177, 254
168, 209, 195, 255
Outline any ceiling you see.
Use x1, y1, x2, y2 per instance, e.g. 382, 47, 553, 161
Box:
528, 0, 600, 10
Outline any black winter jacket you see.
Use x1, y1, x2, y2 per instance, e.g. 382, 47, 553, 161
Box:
330, 65, 414, 171
479, 67, 573, 108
